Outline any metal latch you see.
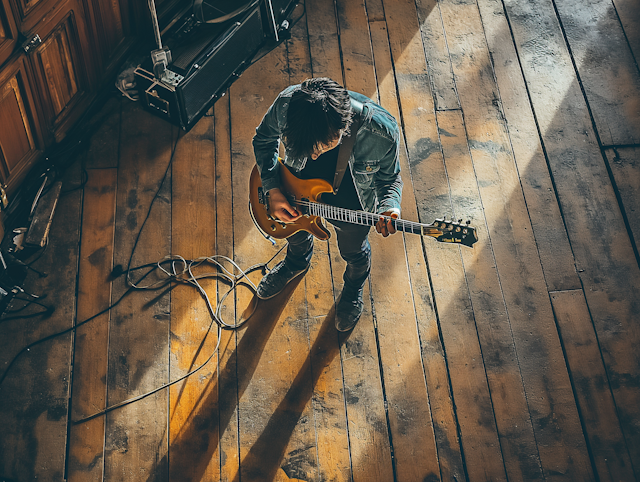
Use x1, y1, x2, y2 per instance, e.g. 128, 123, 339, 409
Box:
22, 34, 42, 53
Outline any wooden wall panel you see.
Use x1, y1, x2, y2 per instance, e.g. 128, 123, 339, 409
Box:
38, 22, 79, 117
14, 0, 44, 23
29, 10, 91, 141
0, 79, 33, 175
0, 55, 43, 196
82, 0, 130, 77
0, 0, 18, 66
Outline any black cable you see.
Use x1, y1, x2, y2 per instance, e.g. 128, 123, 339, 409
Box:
0, 296, 53, 322
60, 169, 89, 195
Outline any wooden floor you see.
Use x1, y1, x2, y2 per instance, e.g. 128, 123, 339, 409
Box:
2, 0, 640, 480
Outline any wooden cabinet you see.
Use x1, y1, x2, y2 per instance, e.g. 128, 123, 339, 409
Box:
0, 0, 141, 203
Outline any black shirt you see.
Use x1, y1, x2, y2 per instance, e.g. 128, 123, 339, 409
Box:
295, 147, 362, 211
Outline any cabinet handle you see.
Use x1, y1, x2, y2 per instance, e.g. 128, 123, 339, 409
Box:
22, 34, 42, 53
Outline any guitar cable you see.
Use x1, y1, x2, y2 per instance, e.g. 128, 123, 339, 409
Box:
0, 129, 288, 424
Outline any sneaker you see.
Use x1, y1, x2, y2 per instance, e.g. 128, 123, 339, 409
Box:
256, 260, 309, 300
335, 288, 364, 332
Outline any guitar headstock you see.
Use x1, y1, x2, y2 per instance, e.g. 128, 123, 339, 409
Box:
431, 218, 478, 247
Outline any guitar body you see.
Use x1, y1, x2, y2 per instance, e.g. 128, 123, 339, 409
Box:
249, 163, 333, 240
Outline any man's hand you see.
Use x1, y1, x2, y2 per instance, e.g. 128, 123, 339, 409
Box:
375, 211, 399, 237
268, 188, 301, 222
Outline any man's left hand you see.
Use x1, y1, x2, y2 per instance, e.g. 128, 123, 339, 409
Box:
375, 211, 399, 237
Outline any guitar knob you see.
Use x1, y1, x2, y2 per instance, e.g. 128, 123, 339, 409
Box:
270, 225, 277, 231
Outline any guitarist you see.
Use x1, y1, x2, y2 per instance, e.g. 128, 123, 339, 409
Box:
252, 78, 403, 331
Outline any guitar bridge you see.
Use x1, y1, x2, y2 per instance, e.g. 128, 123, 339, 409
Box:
258, 187, 266, 205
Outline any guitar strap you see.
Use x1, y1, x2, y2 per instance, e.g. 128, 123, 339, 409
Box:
332, 100, 364, 193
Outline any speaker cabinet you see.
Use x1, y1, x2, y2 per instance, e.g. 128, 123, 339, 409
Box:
135, 2, 266, 130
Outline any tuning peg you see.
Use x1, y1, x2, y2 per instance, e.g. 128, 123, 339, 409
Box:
466, 220, 471, 225
458, 219, 462, 224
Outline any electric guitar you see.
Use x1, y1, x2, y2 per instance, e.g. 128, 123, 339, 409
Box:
248, 162, 478, 247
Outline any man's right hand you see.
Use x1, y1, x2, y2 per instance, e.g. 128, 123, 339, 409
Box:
268, 188, 301, 222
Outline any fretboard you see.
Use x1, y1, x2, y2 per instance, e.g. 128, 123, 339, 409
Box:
293, 200, 440, 236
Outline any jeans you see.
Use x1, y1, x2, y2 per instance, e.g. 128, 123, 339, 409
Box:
283, 220, 371, 294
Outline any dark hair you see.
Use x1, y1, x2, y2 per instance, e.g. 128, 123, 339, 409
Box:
283, 78, 354, 159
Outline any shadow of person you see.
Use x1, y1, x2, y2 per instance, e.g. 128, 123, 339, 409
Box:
235, 305, 352, 482
146, 274, 308, 482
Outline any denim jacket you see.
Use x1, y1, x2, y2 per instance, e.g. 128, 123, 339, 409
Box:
252, 85, 403, 215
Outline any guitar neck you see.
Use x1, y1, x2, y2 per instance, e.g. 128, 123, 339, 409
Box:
294, 200, 441, 237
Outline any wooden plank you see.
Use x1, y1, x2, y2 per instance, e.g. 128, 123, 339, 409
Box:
305, 0, 395, 478
472, 0, 580, 292
613, 0, 640, 63
554, 0, 640, 146
213, 97, 241, 482
550, 290, 635, 482
367, 16, 441, 482
501, 0, 640, 473
103, 101, 173, 481
67, 168, 117, 481
164, 102, 241, 482
336, 0, 377, 98
0, 159, 82, 481
438, 109, 536, 481
436, 0, 595, 476
287, 8, 352, 481
382, 0, 507, 480
413, 0, 460, 111
285, 8, 312, 84
606, 147, 640, 251
83, 96, 121, 170
303, 238, 351, 482
370, 14, 466, 481
338, 1, 397, 481
365, 0, 385, 22
167, 112, 219, 481
228, 42, 320, 481
305, 0, 343, 83
332, 1, 404, 481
